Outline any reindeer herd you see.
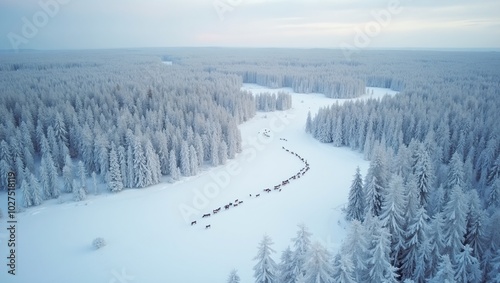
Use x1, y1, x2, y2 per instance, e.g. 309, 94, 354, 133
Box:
191, 141, 310, 229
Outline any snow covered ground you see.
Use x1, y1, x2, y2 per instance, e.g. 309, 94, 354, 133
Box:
0, 85, 397, 283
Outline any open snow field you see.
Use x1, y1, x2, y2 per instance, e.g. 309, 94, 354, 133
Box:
0, 85, 397, 283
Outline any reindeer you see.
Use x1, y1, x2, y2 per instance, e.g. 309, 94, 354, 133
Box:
256, 194, 260, 197
238, 200, 243, 204
202, 213, 211, 218
233, 203, 239, 207
249, 194, 252, 197
225, 204, 230, 210
205, 225, 211, 229
191, 221, 197, 226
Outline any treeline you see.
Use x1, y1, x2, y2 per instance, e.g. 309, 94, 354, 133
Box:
0, 51, 256, 207
254, 91, 292, 112
307, 51, 500, 282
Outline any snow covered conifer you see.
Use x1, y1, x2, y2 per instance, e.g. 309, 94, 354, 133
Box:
62, 155, 73, 193
91, 171, 98, 195
189, 145, 199, 176
21, 178, 32, 208
144, 139, 161, 184
132, 138, 149, 187
169, 149, 180, 181
305, 241, 334, 283
442, 185, 469, 259
429, 255, 455, 283
30, 173, 43, 206
108, 143, 124, 193
253, 234, 278, 283
290, 224, 312, 281
278, 247, 294, 283
332, 252, 356, 283
454, 244, 481, 283
346, 166, 365, 222
341, 220, 369, 281
367, 225, 399, 283
179, 141, 191, 176
305, 111, 312, 133
73, 179, 86, 201
78, 160, 87, 191
226, 269, 240, 283
219, 140, 228, 165
400, 206, 429, 280
380, 174, 407, 265
412, 143, 434, 207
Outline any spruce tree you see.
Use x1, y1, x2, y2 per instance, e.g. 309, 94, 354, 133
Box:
253, 235, 278, 283
346, 166, 365, 222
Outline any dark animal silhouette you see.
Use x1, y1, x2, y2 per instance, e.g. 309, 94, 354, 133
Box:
202, 213, 210, 218
191, 221, 197, 225
205, 225, 211, 229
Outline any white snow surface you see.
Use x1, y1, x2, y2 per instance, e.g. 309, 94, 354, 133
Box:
0, 85, 397, 283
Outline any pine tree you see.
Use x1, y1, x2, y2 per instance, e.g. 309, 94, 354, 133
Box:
226, 269, 240, 283
21, 178, 32, 208
219, 140, 228, 165
169, 149, 180, 181
341, 220, 369, 282
144, 139, 161, 184
464, 190, 486, 259
429, 255, 455, 283
427, 212, 446, 278
290, 224, 312, 281
332, 252, 356, 283
400, 206, 429, 280
346, 166, 365, 222
62, 155, 73, 193
454, 244, 481, 282
305, 241, 335, 283
412, 143, 434, 207
305, 111, 312, 133
78, 160, 87, 191
189, 145, 199, 176
253, 234, 278, 283
380, 174, 407, 267
442, 186, 469, 259
91, 171, 98, 195
40, 153, 58, 199
179, 141, 191, 176
278, 247, 294, 283
132, 138, 149, 187
73, 179, 86, 201
367, 225, 399, 283
108, 143, 124, 193
446, 152, 465, 193
30, 173, 43, 206
488, 177, 500, 209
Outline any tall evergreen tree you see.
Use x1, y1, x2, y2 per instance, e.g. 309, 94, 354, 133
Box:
346, 166, 365, 222
253, 235, 278, 283
290, 224, 312, 281
278, 247, 294, 283
305, 241, 335, 283
429, 255, 456, 283
108, 143, 124, 193
332, 252, 356, 283
341, 220, 369, 282
442, 186, 469, 260
169, 149, 180, 181
367, 225, 399, 283
454, 244, 481, 283
380, 174, 407, 267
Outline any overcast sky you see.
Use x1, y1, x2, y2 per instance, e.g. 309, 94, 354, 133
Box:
1, 0, 499, 50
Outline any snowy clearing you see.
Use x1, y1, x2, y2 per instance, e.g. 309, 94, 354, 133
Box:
0, 85, 397, 283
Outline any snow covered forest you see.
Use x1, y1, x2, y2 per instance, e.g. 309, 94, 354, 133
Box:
1, 48, 500, 282
302, 52, 500, 282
